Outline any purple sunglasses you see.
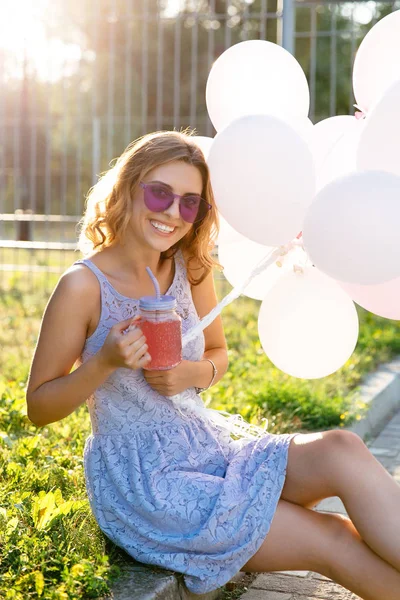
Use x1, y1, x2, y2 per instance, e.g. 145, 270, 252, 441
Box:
139, 181, 212, 224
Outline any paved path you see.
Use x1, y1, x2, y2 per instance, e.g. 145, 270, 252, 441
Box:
239, 410, 400, 600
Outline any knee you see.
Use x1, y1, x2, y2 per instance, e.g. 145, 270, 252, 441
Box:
320, 513, 362, 579
323, 429, 366, 457
329, 513, 360, 541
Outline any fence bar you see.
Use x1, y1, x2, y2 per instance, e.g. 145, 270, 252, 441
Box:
44, 38, 52, 242
30, 63, 37, 241
91, 2, 99, 184
0, 45, 5, 240
141, 0, 149, 134
92, 118, 101, 184
309, 3, 317, 121
282, 0, 295, 53
242, 1, 250, 41
156, 4, 164, 130
13, 53, 21, 220
206, 0, 216, 137
225, 0, 232, 48
0, 214, 81, 222
173, 6, 182, 129
260, 0, 268, 39
75, 53, 83, 215
107, 0, 116, 161
125, 0, 134, 146
0, 241, 77, 250
61, 61, 68, 242
190, 9, 199, 129
330, 4, 337, 116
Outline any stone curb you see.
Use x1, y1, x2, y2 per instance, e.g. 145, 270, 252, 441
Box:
347, 354, 400, 441
239, 353, 400, 600
105, 563, 247, 600
107, 354, 400, 600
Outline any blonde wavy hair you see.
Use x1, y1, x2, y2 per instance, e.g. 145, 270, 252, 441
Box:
77, 128, 222, 285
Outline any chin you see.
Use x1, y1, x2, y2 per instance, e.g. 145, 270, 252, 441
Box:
146, 235, 177, 253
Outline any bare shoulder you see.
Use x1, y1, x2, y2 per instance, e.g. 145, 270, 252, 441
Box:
60, 261, 100, 293
26, 260, 105, 395
50, 261, 100, 306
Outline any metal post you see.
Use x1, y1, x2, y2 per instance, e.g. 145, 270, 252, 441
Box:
92, 117, 101, 185
18, 43, 31, 241
281, 0, 295, 55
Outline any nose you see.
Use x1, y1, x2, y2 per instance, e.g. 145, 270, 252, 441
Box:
163, 196, 181, 220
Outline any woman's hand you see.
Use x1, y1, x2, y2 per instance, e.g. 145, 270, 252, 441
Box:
143, 360, 195, 396
97, 315, 151, 371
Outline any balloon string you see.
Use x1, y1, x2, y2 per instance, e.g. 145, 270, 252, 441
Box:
166, 237, 302, 442
182, 238, 300, 349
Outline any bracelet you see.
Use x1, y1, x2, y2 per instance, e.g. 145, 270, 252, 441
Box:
195, 358, 218, 394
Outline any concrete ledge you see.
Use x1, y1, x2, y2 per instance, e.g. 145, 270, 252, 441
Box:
348, 355, 400, 441
107, 354, 400, 600
105, 561, 247, 599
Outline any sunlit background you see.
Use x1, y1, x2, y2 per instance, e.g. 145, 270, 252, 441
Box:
1, 0, 400, 289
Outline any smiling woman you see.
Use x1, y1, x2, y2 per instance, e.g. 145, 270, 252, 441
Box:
24, 129, 400, 600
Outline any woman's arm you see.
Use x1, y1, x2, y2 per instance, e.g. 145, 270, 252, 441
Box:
26, 266, 149, 427
26, 266, 112, 427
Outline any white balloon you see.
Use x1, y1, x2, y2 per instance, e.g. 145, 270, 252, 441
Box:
216, 213, 243, 245
302, 170, 400, 285
357, 79, 400, 177
218, 238, 309, 300
353, 9, 400, 113
191, 135, 214, 160
207, 114, 315, 247
338, 276, 400, 321
206, 39, 310, 132
258, 266, 359, 379
316, 118, 365, 192
288, 116, 314, 146
311, 115, 356, 173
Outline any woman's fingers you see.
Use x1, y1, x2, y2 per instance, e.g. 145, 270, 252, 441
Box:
138, 352, 151, 367
128, 335, 147, 353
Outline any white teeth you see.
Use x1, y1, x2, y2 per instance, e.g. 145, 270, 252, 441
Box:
150, 220, 175, 233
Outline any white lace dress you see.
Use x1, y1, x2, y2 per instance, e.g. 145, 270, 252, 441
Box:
75, 249, 299, 594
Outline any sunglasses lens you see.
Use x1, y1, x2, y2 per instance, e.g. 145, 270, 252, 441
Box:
180, 196, 202, 223
145, 184, 174, 211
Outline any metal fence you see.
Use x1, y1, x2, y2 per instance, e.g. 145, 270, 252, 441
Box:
1, 0, 399, 292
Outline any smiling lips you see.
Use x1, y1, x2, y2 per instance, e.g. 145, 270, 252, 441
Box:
150, 219, 176, 235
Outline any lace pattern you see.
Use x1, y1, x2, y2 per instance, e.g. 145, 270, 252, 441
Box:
74, 248, 298, 594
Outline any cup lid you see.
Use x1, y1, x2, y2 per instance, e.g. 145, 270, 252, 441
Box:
139, 294, 177, 311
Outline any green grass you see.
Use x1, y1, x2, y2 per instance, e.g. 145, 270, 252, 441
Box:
207, 290, 400, 434
1, 273, 400, 598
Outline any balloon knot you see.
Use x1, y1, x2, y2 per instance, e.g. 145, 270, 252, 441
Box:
353, 104, 366, 120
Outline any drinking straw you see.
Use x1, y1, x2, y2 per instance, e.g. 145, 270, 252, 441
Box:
145, 266, 161, 300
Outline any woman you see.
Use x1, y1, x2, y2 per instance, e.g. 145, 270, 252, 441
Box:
26, 130, 400, 599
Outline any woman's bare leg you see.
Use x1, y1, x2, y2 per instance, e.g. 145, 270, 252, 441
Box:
280, 430, 400, 572
241, 499, 400, 600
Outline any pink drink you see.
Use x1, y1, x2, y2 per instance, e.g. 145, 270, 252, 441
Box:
141, 318, 182, 370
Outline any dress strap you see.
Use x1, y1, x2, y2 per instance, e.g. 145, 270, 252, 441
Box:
73, 258, 109, 286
